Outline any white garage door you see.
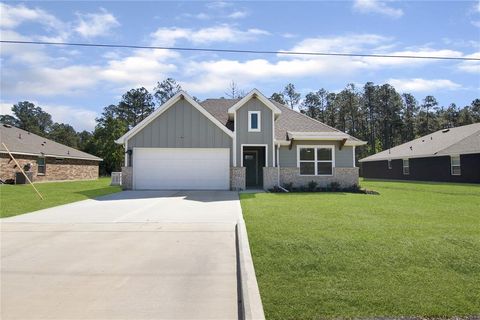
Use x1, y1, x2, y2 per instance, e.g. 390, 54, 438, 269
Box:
133, 148, 230, 190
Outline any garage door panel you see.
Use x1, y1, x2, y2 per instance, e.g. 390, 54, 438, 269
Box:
133, 148, 229, 190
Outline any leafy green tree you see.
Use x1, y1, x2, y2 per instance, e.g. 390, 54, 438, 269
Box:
11, 101, 53, 135
154, 78, 182, 106
401, 93, 418, 142
375, 84, 403, 150
0, 114, 19, 126
270, 92, 286, 105
77, 130, 94, 153
48, 123, 79, 148
91, 116, 128, 175
418, 95, 438, 135
283, 83, 301, 109
117, 87, 155, 129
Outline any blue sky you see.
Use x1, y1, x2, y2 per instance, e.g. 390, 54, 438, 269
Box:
1, 0, 479, 131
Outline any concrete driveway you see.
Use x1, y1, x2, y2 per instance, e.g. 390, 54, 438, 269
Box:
1, 191, 242, 319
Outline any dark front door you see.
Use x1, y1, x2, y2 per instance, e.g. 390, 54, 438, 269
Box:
244, 151, 259, 187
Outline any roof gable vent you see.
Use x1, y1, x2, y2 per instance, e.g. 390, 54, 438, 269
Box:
442, 128, 450, 133
3, 124, 12, 128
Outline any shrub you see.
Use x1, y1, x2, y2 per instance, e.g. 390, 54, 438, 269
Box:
283, 182, 294, 192
307, 180, 318, 192
328, 181, 341, 191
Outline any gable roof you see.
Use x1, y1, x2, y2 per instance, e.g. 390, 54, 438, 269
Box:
226, 89, 282, 119
0, 124, 102, 161
115, 91, 234, 144
201, 98, 364, 145
359, 123, 480, 162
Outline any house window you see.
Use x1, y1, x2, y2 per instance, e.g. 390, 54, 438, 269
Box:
402, 159, 409, 175
248, 111, 261, 132
37, 157, 46, 175
388, 159, 392, 169
298, 146, 334, 176
451, 155, 461, 175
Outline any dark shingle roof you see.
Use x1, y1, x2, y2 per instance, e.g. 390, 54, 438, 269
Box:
0, 124, 102, 161
200, 98, 361, 141
359, 123, 480, 162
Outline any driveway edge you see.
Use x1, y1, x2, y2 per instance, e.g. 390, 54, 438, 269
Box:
236, 218, 265, 320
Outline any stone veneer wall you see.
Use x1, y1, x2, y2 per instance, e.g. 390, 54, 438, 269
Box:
279, 167, 359, 188
262, 167, 278, 190
121, 166, 133, 190
230, 167, 246, 191
0, 153, 99, 182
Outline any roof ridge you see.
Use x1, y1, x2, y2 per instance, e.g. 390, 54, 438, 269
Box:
436, 124, 480, 155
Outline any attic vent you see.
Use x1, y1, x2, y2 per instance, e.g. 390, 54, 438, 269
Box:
18, 134, 22, 139
410, 146, 413, 150
442, 129, 450, 133
3, 124, 12, 128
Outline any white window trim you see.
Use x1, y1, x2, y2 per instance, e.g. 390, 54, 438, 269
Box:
296, 145, 335, 176
388, 159, 392, 169
37, 156, 46, 176
402, 158, 409, 175
248, 111, 261, 132
450, 155, 461, 176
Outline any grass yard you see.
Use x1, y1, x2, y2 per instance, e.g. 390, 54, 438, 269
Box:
241, 180, 480, 319
0, 178, 121, 218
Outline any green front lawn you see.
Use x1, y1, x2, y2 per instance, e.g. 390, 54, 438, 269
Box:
0, 178, 121, 218
241, 180, 480, 319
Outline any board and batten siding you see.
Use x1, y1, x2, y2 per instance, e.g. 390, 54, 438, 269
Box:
127, 99, 233, 164
278, 140, 354, 168
235, 98, 274, 166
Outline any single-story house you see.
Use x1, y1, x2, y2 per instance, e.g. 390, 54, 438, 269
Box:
359, 123, 480, 183
116, 89, 366, 190
0, 124, 102, 183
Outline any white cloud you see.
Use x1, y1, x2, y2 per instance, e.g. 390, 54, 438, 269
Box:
387, 78, 462, 93
457, 52, 480, 73
1, 102, 14, 116
290, 34, 390, 54
75, 8, 120, 38
228, 10, 248, 19
42, 104, 98, 131
206, 1, 232, 9
151, 25, 270, 46
353, 0, 404, 18
0, 2, 64, 30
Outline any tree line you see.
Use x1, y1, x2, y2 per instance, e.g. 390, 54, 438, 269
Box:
1, 78, 478, 174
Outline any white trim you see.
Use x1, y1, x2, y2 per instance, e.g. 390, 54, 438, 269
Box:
272, 111, 276, 167
387, 159, 392, 169
276, 143, 280, 186
287, 131, 366, 146
0, 150, 102, 161
402, 158, 410, 175
227, 89, 281, 119
248, 111, 261, 132
37, 156, 46, 175
240, 144, 268, 168
124, 140, 128, 167
353, 146, 356, 167
115, 91, 234, 144
359, 150, 480, 162
296, 145, 335, 176
233, 110, 237, 167
450, 154, 461, 176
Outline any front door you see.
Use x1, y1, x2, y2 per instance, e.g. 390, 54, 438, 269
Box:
244, 151, 259, 187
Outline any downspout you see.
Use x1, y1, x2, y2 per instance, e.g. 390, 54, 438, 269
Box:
276, 143, 289, 192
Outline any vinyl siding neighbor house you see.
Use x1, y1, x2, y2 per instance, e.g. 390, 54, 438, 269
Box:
0, 124, 102, 183
116, 89, 366, 190
359, 123, 480, 183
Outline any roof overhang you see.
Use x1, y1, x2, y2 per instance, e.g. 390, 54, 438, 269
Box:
358, 149, 480, 163
115, 91, 234, 145
227, 89, 282, 120
286, 131, 367, 146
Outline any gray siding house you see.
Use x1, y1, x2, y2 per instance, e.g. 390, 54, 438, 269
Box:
116, 89, 365, 190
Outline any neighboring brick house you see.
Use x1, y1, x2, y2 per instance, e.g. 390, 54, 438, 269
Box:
0, 124, 101, 183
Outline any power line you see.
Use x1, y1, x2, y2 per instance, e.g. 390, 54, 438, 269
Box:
1, 40, 479, 61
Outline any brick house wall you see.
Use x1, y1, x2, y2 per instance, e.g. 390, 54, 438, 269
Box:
0, 153, 99, 182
